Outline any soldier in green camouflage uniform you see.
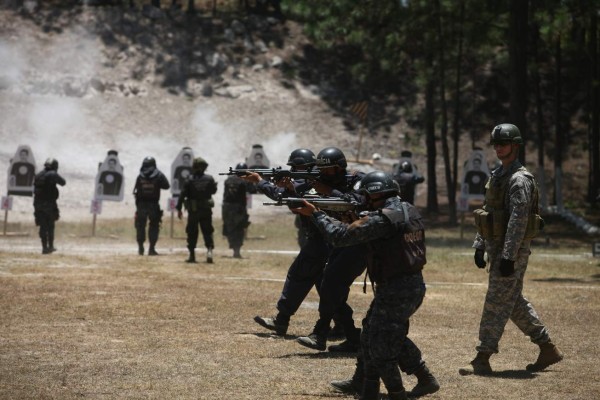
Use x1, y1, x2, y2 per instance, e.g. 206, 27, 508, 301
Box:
177, 157, 218, 263
460, 123, 563, 376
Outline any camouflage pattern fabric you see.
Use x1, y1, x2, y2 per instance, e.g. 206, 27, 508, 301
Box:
361, 274, 426, 392
473, 160, 550, 353
313, 195, 428, 392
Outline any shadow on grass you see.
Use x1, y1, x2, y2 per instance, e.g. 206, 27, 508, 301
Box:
532, 276, 600, 283
278, 351, 356, 359
487, 369, 538, 380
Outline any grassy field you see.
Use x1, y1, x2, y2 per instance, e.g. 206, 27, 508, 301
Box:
0, 214, 599, 399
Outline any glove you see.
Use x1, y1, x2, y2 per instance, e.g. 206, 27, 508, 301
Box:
499, 258, 515, 277
474, 249, 486, 268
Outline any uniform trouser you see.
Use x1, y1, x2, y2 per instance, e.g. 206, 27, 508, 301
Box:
276, 236, 330, 317
222, 203, 248, 249
362, 274, 426, 393
315, 244, 367, 334
477, 247, 550, 353
186, 209, 214, 250
35, 209, 56, 249
135, 202, 161, 246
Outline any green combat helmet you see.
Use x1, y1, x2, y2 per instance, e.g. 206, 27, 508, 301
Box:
192, 157, 208, 173
490, 123, 523, 145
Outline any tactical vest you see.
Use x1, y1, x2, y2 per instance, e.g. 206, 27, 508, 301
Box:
473, 166, 543, 241
184, 175, 215, 212
136, 176, 161, 202
223, 177, 246, 204
34, 171, 59, 202
367, 203, 426, 283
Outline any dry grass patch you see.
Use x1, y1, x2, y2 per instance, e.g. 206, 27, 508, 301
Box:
0, 218, 599, 399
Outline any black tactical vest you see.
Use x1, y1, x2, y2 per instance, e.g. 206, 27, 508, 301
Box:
367, 203, 426, 283
34, 170, 59, 202
135, 176, 161, 202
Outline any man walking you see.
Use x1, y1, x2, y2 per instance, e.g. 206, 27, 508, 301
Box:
460, 123, 563, 375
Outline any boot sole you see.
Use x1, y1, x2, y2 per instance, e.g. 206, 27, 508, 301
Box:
253, 316, 287, 335
525, 355, 564, 372
296, 337, 326, 351
408, 383, 440, 397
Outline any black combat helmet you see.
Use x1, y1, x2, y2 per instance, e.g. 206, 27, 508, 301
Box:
400, 161, 412, 173
358, 171, 399, 197
287, 148, 316, 168
490, 123, 523, 145
316, 147, 347, 169
235, 162, 248, 169
141, 156, 156, 169
44, 158, 59, 171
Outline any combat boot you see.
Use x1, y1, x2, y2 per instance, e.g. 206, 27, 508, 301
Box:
206, 247, 213, 263
41, 238, 50, 254
328, 323, 345, 340
526, 340, 564, 372
388, 390, 408, 400
254, 315, 289, 335
330, 357, 364, 395
408, 365, 440, 397
297, 320, 330, 350
148, 246, 159, 256
328, 327, 360, 353
359, 379, 380, 400
458, 352, 493, 376
138, 243, 144, 256
186, 248, 196, 263
297, 332, 327, 351
233, 247, 242, 258
48, 238, 56, 253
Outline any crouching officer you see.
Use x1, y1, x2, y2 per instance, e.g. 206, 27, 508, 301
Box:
134, 156, 170, 256
33, 158, 66, 254
177, 157, 218, 263
294, 171, 439, 400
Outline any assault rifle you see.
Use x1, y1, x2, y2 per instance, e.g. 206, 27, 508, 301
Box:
219, 166, 321, 181
263, 195, 359, 212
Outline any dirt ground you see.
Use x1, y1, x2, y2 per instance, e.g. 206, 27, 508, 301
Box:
1, 219, 599, 400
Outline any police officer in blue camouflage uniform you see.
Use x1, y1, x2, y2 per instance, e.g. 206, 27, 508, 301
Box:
177, 157, 218, 264
33, 158, 66, 254
246, 149, 342, 337
295, 147, 367, 353
294, 171, 439, 400
459, 123, 563, 376
134, 156, 170, 256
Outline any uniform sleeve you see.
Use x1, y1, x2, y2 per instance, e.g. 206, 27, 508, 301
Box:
160, 172, 170, 190
257, 179, 285, 200
210, 177, 218, 195
503, 174, 533, 260
54, 172, 66, 186
312, 210, 395, 247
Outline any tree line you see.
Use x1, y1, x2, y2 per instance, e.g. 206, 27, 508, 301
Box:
283, 0, 599, 223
